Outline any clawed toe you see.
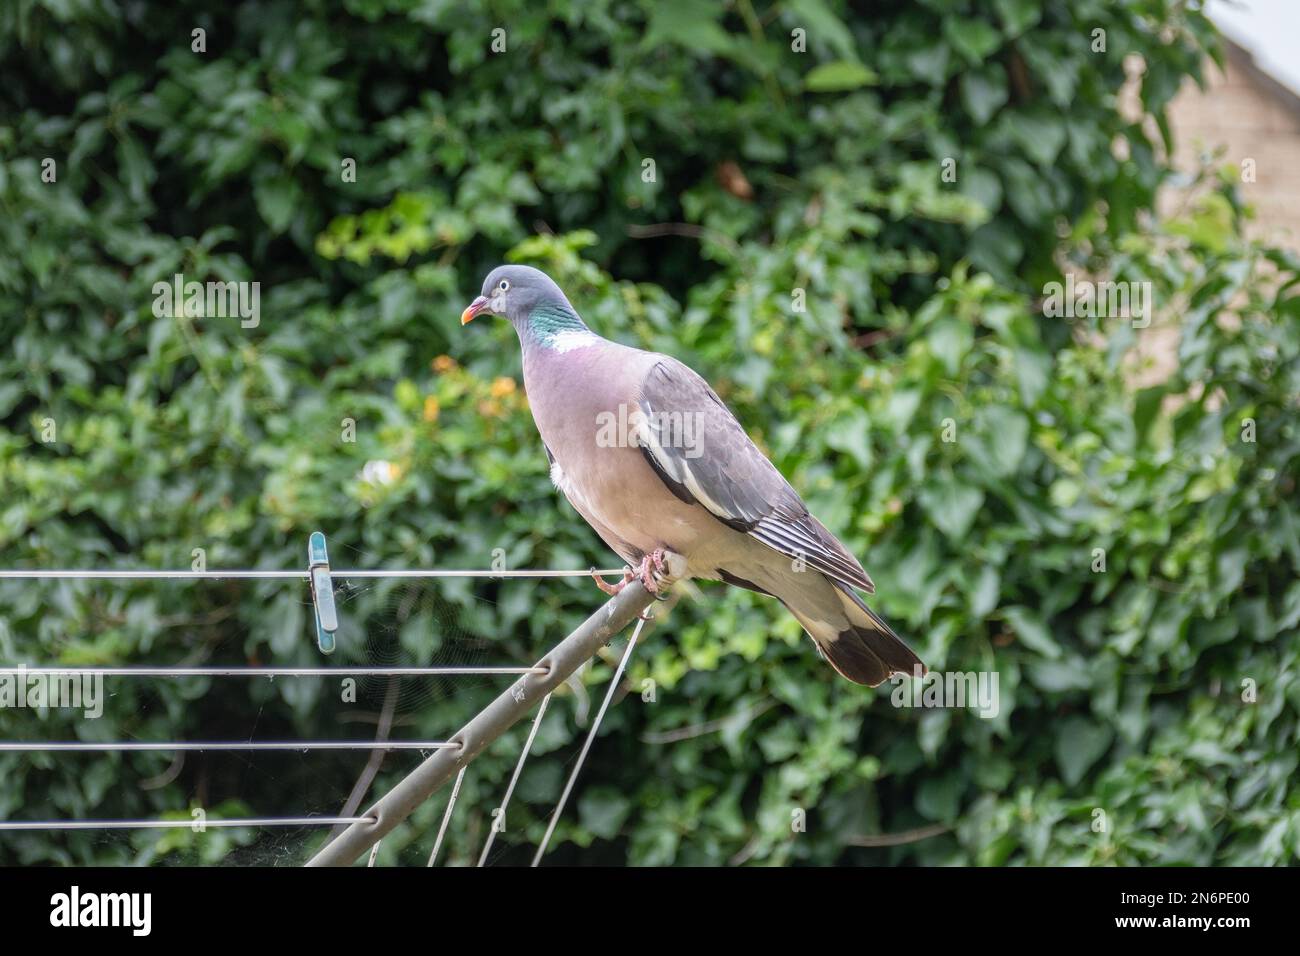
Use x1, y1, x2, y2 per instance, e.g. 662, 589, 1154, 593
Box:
591, 566, 634, 596
636, 548, 673, 595
596, 550, 679, 599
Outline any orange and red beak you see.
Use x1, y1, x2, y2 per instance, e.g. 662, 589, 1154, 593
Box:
460, 295, 489, 325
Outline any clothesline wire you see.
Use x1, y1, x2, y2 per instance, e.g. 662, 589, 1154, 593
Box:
532, 611, 650, 866
0, 816, 375, 831
0, 666, 544, 677
428, 766, 469, 867
478, 692, 552, 867
306, 572, 665, 866
0, 741, 456, 752
0, 558, 667, 859
0, 568, 625, 580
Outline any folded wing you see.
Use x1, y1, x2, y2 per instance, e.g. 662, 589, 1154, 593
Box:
636, 358, 875, 594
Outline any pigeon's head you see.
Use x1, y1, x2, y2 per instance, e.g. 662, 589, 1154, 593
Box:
461, 265, 571, 327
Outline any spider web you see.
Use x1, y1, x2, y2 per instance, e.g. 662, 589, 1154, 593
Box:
0, 558, 556, 867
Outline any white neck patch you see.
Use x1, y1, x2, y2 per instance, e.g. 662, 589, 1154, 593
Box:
548, 328, 599, 354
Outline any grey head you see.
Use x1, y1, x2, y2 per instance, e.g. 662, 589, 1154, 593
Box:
460, 265, 581, 331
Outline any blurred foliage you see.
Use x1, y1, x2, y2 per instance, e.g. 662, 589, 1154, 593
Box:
1, 0, 1297, 866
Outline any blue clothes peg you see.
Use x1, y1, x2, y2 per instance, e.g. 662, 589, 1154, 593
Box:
308, 531, 338, 654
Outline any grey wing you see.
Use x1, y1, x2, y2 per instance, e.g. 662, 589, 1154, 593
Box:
636, 358, 875, 594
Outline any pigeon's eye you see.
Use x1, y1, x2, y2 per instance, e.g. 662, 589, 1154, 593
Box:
498, 280, 510, 292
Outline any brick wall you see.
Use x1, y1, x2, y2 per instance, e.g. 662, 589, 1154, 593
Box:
1164, 43, 1300, 252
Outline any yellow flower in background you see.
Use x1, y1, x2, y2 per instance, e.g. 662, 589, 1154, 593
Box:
489, 376, 517, 398
423, 395, 440, 422
432, 354, 457, 373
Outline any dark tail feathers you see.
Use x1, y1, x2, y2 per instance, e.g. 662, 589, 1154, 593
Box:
820, 583, 925, 687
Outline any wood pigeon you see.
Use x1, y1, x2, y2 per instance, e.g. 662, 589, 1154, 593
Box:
462, 265, 923, 686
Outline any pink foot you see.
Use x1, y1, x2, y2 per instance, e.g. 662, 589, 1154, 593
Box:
591, 566, 634, 596
636, 548, 668, 595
